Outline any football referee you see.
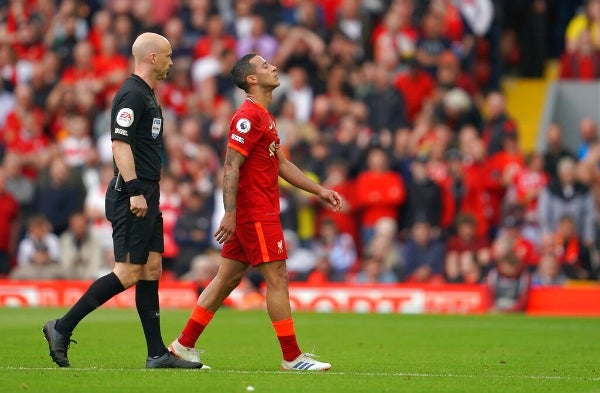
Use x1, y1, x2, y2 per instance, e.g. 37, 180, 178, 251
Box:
43, 32, 207, 369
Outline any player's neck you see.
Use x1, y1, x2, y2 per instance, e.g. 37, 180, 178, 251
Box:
246, 91, 272, 110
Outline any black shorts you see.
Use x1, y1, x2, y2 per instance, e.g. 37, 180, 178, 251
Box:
105, 177, 164, 264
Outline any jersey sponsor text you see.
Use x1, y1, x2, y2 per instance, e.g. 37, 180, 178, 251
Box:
231, 134, 245, 144
114, 128, 128, 136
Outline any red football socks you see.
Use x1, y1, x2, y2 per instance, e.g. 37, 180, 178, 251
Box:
272, 318, 302, 361
178, 305, 214, 348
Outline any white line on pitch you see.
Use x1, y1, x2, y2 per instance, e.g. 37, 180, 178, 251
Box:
1, 367, 599, 381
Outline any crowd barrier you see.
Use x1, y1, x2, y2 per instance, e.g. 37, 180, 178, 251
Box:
0, 280, 598, 316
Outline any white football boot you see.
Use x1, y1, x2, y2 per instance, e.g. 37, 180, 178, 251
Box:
168, 339, 211, 369
281, 353, 331, 371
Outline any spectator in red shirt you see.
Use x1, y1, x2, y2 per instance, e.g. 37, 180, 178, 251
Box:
158, 170, 182, 275
509, 152, 548, 243
93, 32, 130, 98
61, 41, 103, 93
485, 133, 525, 232
193, 14, 236, 60
430, 0, 465, 44
560, 30, 600, 80
0, 166, 20, 275
493, 215, 539, 269
4, 83, 50, 179
4, 83, 43, 147
548, 215, 594, 280
372, 2, 418, 69
393, 59, 436, 124
458, 136, 491, 237
511, 152, 548, 213
305, 252, 334, 284
87, 9, 113, 53
6, 1, 46, 63
354, 146, 406, 244
318, 158, 358, 246
159, 63, 194, 118
55, 42, 106, 124
445, 213, 492, 283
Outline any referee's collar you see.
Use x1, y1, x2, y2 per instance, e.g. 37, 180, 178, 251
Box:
130, 73, 154, 93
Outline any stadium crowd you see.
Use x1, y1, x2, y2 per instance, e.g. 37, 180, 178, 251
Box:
1, 0, 600, 309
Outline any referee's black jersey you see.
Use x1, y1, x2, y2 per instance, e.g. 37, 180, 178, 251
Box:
110, 74, 163, 182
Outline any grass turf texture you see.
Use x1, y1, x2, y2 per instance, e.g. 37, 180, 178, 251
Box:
0, 308, 598, 393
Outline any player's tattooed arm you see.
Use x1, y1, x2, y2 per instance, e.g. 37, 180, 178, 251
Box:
222, 148, 245, 213
215, 148, 246, 244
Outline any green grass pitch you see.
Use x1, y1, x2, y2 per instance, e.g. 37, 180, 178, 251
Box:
0, 307, 598, 393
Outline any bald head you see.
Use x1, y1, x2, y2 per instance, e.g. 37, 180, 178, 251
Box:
132, 32, 170, 62
131, 32, 173, 85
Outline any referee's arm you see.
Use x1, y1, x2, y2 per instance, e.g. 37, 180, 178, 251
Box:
113, 140, 148, 218
113, 140, 137, 182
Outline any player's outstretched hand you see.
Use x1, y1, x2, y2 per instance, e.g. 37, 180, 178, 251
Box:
319, 189, 344, 212
214, 212, 236, 244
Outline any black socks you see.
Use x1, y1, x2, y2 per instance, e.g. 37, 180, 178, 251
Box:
55, 272, 125, 335
54, 275, 167, 358
136, 280, 167, 358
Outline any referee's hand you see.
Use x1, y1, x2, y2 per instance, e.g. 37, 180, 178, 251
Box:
129, 195, 148, 218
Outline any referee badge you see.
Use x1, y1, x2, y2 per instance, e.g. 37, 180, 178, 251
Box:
151, 118, 162, 139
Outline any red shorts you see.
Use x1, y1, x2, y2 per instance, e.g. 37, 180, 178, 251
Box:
221, 221, 288, 266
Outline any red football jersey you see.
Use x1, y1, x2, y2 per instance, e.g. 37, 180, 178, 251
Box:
227, 98, 281, 224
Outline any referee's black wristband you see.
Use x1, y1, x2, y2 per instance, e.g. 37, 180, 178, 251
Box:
125, 179, 144, 196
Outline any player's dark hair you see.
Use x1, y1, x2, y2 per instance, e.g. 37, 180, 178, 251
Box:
231, 53, 257, 92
